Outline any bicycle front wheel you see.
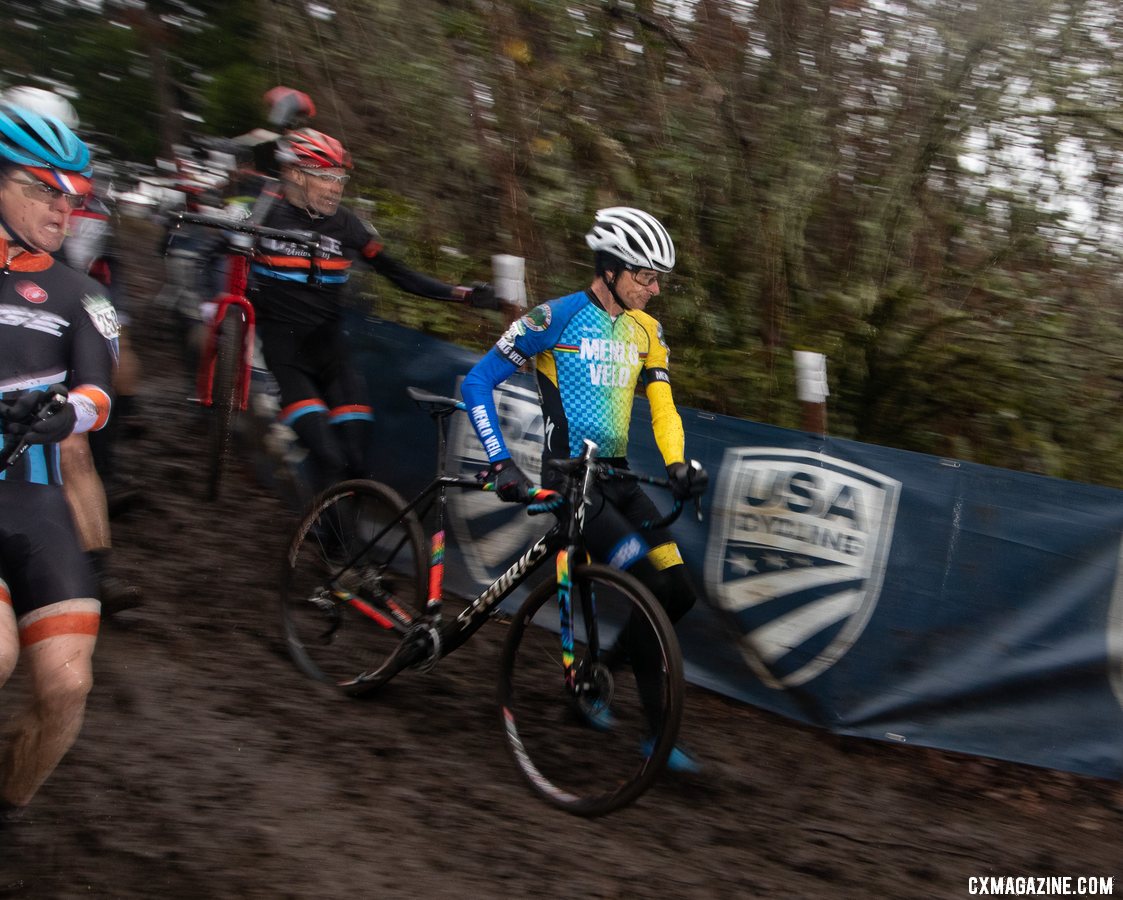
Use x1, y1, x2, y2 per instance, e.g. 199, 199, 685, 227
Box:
498, 562, 684, 816
205, 309, 244, 502
281, 479, 428, 695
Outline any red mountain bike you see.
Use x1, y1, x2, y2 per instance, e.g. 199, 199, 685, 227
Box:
167, 211, 328, 501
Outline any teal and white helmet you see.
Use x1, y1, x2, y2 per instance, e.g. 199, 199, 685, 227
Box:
0, 86, 79, 129
0, 98, 91, 193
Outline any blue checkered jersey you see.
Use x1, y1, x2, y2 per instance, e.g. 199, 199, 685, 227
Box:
461, 290, 685, 465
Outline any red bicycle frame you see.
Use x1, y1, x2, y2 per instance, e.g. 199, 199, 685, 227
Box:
196, 254, 256, 411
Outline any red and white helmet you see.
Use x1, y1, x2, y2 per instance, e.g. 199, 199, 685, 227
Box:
276, 127, 351, 170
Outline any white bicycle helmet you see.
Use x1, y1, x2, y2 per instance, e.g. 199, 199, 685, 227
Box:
0, 86, 79, 129
585, 206, 675, 272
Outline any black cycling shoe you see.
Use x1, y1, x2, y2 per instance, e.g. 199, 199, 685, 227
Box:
99, 575, 143, 615
0, 801, 27, 830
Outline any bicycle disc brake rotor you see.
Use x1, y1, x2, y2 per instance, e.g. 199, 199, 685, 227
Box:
573, 661, 614, 717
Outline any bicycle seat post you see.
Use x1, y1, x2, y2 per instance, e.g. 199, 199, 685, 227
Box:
433, 407, 451, 480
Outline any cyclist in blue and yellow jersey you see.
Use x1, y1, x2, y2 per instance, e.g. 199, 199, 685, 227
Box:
251, 126, 496, 493
0, 101, 119, 825
461, 207, 708, 772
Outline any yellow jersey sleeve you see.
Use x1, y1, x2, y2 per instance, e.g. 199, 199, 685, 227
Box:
635, 310, 685, 466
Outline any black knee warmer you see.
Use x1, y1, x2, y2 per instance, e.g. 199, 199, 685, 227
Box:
291, 413, 348, 491
631, 560, 698, 624
334, 418, 374, 480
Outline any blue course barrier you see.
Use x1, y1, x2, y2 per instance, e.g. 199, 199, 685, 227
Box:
343, 313, 1123, 781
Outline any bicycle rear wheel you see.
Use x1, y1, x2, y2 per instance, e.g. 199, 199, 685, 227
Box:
497, 562, 684, 816
281, 479, 428, 695
205, 309, 244, 502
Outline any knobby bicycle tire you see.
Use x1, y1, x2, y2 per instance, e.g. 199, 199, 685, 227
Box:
205, 310, 244, 501
497, 562, 685, 816
280, 479, 428, 695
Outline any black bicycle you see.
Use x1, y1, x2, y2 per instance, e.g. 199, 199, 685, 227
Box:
280, 386, 687, 816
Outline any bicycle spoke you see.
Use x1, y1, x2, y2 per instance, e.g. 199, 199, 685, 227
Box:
281, 479, 428, 694
497, 562, 684, 816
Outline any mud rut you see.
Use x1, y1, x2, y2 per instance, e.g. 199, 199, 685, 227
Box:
1, 219, 1119, 899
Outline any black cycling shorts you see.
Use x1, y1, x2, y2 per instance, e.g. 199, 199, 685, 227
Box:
0, 480, 96, 617
258, 319, 368, 410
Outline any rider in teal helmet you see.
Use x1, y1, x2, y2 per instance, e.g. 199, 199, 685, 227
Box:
0, 101, 92, 252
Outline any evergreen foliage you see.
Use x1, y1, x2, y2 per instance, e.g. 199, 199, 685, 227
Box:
4, 0, 1123, 486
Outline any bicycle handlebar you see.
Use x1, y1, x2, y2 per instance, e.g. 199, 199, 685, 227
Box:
540, 448, 697, 530
167, 210, 327, 253
592, 462, 696, 529
405, 386, 700, 527
475, 449, 699, 528
525, 487, 563, 516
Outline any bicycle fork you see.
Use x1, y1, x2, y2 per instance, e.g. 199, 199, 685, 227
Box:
197, 293, 256, 410
197, 253, 255, 410
557, 547, 603, 695
557, 548, 576, 689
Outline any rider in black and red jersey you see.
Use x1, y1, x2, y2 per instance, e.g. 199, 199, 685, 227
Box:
0, 86, 141, 615
250, 126, 496, 492
0, 101, 118, 824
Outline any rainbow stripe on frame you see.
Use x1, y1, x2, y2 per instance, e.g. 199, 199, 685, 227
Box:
428, 531, 445, 609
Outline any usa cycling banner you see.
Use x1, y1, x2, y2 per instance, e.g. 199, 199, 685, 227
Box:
347, 315, 1123, 781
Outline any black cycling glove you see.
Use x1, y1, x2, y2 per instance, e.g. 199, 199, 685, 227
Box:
666, 460, 708, 501
466, 282, 498, 310
1, 386, 76, 445
481, 458, 533, 503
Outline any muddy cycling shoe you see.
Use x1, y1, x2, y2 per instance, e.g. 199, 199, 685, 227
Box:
641, 739, 701, 774
664, 746, 702, 774
99, 576, 143, 615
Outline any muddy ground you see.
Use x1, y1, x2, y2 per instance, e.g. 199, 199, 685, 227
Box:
1, 220, 1120, 899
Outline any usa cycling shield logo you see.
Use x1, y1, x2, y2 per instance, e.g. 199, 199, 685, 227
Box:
705, 448, 900, 688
